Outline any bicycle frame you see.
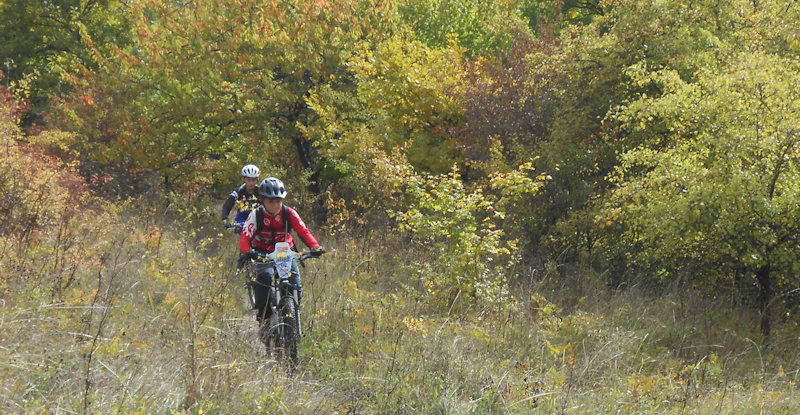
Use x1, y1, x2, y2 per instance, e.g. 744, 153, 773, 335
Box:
241, 242, 319, 366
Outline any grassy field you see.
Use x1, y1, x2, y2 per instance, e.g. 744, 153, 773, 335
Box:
1, 202, 798, 414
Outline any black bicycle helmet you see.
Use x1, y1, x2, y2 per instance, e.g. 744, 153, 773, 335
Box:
257, 177, 287, 199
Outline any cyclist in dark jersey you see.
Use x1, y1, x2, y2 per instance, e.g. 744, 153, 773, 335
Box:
221, 164, 261, 233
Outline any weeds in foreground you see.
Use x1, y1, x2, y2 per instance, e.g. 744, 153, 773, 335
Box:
0, 199, 798, 414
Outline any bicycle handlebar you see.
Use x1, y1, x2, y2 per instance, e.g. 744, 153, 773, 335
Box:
241, 248, 325, 267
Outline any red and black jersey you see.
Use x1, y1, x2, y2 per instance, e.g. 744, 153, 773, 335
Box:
239, 205, 320, 254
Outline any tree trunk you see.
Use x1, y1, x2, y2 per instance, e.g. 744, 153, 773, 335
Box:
755, 264, 772, 343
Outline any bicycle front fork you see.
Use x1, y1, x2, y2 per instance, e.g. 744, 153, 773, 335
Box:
295, 288, 303, 337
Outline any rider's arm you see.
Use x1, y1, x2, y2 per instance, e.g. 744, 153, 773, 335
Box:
288, 207, 320, 249
239, 210, 258, 254
221, 189, 238, 221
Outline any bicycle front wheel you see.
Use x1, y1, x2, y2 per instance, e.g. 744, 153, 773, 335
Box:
247, 283, 257, 310
278, 297, 300, 366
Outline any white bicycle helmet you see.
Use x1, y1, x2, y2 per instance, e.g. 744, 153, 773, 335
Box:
241, 164, 260, 178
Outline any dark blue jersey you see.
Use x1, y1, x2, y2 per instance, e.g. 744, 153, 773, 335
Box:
222, 183, 260, 225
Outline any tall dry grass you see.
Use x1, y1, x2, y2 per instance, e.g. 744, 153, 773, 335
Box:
0, 198, 798, 414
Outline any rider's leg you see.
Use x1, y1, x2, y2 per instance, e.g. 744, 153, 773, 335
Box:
253, 262, 274, 322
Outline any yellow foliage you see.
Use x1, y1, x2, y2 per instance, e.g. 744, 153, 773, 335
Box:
402, 316, 428, 334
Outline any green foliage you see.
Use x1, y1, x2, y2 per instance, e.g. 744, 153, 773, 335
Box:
518, 0, 606, 32
596, 52, 800, 322
0, 0, 131, 119
49, 0, 394, 192
348, 33, 466, 174
533, 0, 800, 262
396, 0, 529, 57
396, 169, 510, 306
526, 0, 787, 234
305, 30, 468, 230
392, 165, 546, 308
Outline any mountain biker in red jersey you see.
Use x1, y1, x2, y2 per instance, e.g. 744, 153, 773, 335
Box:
239, 177, 324, 322
221, 164, 261, 233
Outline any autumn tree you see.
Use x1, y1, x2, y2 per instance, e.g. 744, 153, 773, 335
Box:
585, 0, 800, 339
396, 0, 526, 57
0, 70, 92, 301
516, 0, 797, 262
596, 52, 800, 340
302, 0, 538, 229
0, 0, 131, 121
50, 0, 394, 197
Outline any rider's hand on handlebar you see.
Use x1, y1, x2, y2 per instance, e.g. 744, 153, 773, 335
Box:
238, 250, 261, 268
223, 219, 243, 233
237, 252, 248, 269
310, 246, 325, 257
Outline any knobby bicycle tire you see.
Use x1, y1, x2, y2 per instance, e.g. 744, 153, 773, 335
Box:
247, 283, 257, 310
278, 297, 300, 366
260, 311, 282, 358
244, 264, 258, 310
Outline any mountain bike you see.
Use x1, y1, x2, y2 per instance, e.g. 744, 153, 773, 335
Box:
240, 242, 323, 368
